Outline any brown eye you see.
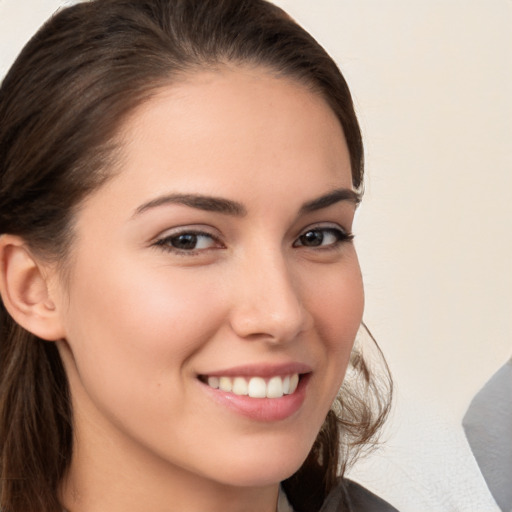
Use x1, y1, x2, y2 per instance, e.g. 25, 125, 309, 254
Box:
171, 233, 200, 250
299, 230, 325, 247
294, 227, 353, 248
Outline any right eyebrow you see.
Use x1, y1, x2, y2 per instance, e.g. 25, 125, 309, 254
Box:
298, 188, 361, 215
132, 193, 247, 218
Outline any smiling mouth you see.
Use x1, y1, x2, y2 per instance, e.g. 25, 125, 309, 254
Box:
199, 374, 301, 399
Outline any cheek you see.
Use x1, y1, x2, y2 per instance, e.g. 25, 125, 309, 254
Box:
61, 254, 225, 394
305, 252, 364, 406
58, 255, 232, 455
309, 254, 364, 349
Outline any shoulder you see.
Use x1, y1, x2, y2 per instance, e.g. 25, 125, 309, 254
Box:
319, 478, 399, 512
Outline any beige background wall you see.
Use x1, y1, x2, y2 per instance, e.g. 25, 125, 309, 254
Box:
1, 1, 511, 509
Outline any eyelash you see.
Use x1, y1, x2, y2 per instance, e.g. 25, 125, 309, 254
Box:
152, 226, 353, 255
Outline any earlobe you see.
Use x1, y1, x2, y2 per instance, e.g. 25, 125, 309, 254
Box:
0, 235, 66, 341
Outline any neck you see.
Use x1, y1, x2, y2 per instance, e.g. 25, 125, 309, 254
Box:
59, 410, 280, 512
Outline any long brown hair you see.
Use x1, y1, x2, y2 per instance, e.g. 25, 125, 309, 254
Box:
0, 1, 390, 511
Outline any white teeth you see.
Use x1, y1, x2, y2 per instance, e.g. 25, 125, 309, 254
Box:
232, 377, 248, 396
289, 374, 299, 394
207, 376, 220, 389
219, 376, 232, 392
282, 375, 290, 394
248, 377, 267, 398
267, 376, 284, 398
205, 374, 300, 398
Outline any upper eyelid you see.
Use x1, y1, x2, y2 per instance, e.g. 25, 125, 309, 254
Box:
152, 224, 220, 241
296, 222, 352, 236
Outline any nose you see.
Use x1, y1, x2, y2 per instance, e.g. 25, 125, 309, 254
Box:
228, 250, 311, 343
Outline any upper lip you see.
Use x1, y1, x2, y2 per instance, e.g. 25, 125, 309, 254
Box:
198, 362, 312, 378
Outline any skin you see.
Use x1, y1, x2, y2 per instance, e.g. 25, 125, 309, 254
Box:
50, 67, 365, 512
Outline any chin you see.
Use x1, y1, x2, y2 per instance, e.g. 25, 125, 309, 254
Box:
218, 462, 304, 489
204, 438, 314, 488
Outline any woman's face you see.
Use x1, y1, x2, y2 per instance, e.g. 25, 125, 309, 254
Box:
54, 67, 364, 492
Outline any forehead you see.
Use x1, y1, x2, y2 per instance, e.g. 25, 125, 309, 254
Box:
85, 67, 352, 218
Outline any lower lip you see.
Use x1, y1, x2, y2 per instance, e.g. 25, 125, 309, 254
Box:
199, 374, 310, 422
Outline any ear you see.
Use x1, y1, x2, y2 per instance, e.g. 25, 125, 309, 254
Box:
0, 235, 66, 341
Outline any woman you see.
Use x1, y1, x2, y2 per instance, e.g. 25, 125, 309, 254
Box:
0, 1, 393, 511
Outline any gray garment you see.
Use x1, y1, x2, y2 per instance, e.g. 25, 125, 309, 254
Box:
278, 486, 295, 512
280, 479, 399, 512
463, 359, 512, 512
320, 480, 399, 512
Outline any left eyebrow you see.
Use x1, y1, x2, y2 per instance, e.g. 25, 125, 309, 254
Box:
298, 188, 361, 215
